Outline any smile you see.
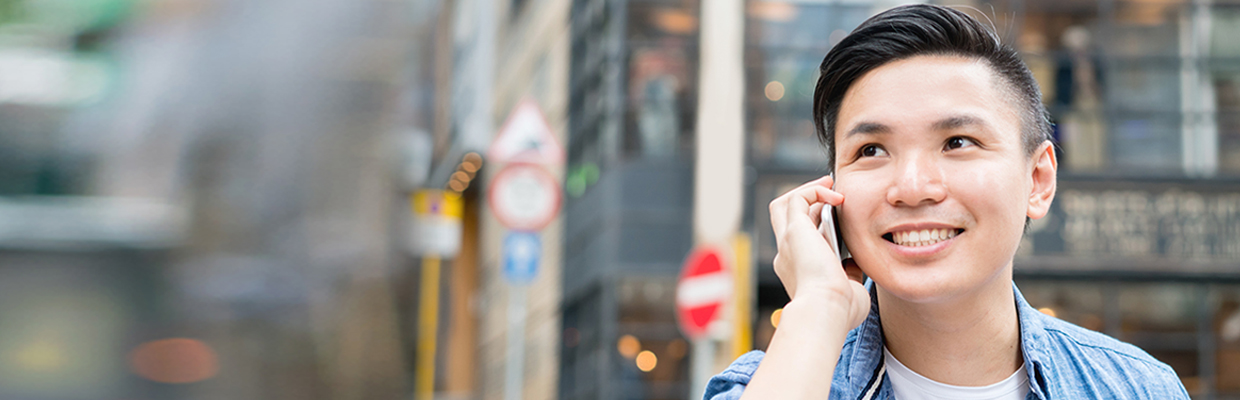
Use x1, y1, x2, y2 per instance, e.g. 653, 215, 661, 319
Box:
883, 228, 964, 247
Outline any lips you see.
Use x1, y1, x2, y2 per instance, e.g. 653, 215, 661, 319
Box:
882, 227, 965, 247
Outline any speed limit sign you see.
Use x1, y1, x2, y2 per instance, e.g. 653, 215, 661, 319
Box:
488, 163, 561, 231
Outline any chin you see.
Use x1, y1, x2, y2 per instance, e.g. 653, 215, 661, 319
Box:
872, 272, 967, 304
866, 259, 1013, 305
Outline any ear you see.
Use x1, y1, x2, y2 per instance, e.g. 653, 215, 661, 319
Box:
1027, 141, 1058, 220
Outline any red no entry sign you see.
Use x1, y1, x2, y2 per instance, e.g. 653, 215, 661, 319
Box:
676, 246, 733, 340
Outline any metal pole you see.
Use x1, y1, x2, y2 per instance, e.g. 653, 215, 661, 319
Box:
732, 234, 753, 359
416, 255, 443, 400
504, 285, 528, 400
690, 338, 716, 400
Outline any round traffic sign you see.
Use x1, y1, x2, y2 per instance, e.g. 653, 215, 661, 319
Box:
488, 163, 561, 231
676, 246, 733, 340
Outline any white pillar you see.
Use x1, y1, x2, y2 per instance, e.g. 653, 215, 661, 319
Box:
692, 0, 745, 246
690, 0, 744, 399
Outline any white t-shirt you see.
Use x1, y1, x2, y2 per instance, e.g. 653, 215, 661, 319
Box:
883, 347, 1030, 400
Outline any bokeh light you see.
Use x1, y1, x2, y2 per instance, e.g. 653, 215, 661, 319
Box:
635, 350, 657, 372
653, 10, 696, 34
1038, 307, 1057, 318
770, 308, 782, 328
462, 152, 482, 172
764, 81, 785, 101
129, 338, 219, 384
617, 334, 641, 359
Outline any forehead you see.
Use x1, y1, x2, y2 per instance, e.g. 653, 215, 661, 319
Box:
835, 55, 1021, 139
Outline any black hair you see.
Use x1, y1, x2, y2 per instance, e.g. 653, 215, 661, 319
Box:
812, 4, 1052, 172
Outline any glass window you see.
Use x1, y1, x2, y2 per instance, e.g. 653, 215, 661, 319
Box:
625, 1, 699, 161
616, 277, 689, 400
1212, 5, 1240, 174
745, 1, 872, 168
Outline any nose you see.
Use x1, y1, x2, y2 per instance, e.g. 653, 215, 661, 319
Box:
885, 153, 947, 207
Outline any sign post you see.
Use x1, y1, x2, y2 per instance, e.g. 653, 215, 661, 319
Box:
409, 190, 462, 400
488, 98, 564, 400
677, 246, 734, 400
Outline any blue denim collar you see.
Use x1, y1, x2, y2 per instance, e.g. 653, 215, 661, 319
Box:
847, 280, 886, 393
1014, 283, 1054, 400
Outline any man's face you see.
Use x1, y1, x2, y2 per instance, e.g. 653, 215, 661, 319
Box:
832, 55, 1048, 304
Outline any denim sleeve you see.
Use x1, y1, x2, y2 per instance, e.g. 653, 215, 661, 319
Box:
702, 350, 765, 400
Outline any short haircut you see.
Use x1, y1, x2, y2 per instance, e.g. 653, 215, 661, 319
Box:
812, 4, 1052, 172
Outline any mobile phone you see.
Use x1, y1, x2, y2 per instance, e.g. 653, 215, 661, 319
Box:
819, 203, 850, 261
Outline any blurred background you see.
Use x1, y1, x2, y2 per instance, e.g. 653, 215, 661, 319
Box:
1, 0, 1239, 399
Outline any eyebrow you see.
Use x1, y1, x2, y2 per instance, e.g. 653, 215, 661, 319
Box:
844, 122, 891, 138
932, 114, 986, 131
843, 114, 988, 138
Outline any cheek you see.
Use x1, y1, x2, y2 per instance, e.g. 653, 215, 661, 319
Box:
833, 175, 884, 244
945, 162, 1029, 228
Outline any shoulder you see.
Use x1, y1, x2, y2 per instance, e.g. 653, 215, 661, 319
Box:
703, 350, 763, 400
708, 350, 765, 389
1039, 315, 1173, 373
1034, 314, 1188, 398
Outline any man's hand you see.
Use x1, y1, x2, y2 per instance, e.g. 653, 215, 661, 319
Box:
768, 175, 869, 334
736, 176, 872, 400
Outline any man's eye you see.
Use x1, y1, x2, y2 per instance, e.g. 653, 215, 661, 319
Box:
945, 137, 977, 150
860, 144, 887, 157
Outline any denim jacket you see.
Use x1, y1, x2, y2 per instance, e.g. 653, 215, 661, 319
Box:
704, 281, 1190, 399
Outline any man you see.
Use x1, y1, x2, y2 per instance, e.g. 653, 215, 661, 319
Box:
705, 4, 1188, 400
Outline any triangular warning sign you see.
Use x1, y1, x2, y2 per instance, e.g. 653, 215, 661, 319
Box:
489, 98, 565, 165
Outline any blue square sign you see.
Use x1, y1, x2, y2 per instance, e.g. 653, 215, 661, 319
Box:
502, 232, 540, 284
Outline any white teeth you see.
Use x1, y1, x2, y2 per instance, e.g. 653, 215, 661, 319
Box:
891, 228, 959, 247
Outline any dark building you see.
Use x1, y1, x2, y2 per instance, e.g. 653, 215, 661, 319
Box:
560, 0, 702, 399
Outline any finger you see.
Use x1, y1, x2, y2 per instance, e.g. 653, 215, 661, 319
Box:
813, 174, 834, 188
769, 197, 789, 242
785, 185, 837, 232
808, 202, 824, 227
771, 176, 841, 237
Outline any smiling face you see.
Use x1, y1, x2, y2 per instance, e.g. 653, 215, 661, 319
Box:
832, 55, 1055, 304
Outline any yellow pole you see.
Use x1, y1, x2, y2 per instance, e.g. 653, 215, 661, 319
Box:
732, 233, 753, 358
416, 255, 442, 400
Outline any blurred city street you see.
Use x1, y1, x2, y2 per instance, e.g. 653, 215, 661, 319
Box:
1, 0, 1239, 399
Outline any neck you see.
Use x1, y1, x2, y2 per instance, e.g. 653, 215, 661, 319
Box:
877, 269, 1022, 386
